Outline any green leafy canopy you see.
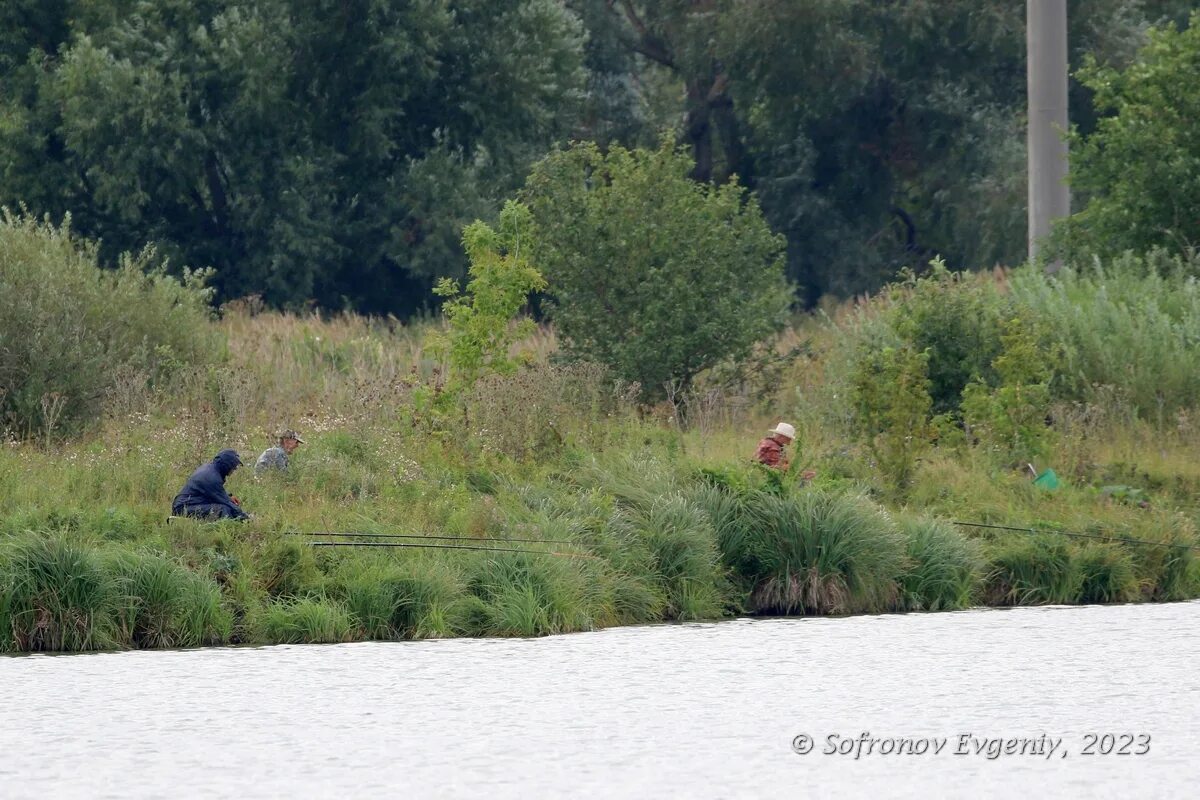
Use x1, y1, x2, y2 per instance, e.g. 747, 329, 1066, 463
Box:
523, 138, 790, 400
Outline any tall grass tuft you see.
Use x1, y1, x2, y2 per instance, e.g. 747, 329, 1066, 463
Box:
896, 517, 983, 611
984, 537, 1081, 605
708, 489, 906, 615
1073, 545, 1139, 604
624, 495, 729, 620
0, 536, 117, 651
1009, 258, 1200, 414
252, 597, 354, 644
256, 538, 322, 598
1130, 534, 1199, 602
469, 553, 594, 636
107, 550, 231, 648
383, 558, 474, 639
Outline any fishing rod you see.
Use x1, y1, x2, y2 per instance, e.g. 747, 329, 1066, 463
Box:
953, 521, 1200, 552
305, 540, 596, 559
284, 531, 574, 545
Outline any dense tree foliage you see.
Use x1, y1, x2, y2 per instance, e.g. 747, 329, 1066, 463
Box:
1055, 13, 1200, 260
597, 0, 1193, 301
0, 0, 584, 311
524, 139, 788, 398
0, 1, 1193, 313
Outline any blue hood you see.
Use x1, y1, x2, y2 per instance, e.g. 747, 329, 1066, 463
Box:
214, 449, 243, 477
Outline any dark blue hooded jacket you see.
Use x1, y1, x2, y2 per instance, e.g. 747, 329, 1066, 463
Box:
171, 449, 249, 519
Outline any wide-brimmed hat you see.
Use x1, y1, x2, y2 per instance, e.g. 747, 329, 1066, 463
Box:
278, 430, 305, 444
768, 422, 796, 440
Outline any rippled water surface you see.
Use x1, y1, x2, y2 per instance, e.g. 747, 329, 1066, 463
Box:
3, 602, 1198, 798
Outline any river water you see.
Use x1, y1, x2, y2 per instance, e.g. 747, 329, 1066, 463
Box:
2, 602, 1197, 798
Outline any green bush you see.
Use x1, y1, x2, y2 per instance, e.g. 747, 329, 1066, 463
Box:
523, 138, 790, 400
960, 316, 1057, 464
432, 200, 547, 390
850, 343, 934, 489
1053, 15, 1200, 260
0, 212, 224, 438
882, 261, 1006, 415
896, 518, 983, 611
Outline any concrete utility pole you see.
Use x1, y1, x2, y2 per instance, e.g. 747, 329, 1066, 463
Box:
1026, 0, 1070, 271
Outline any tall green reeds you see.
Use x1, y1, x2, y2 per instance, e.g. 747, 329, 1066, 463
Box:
106, 550, 231, 648
896, 517, 984, 611
252, 597, 354, 644
624, 495, 729, 620
1009, 257, 1200, 414
1, 536, 118, 651
0, 535, 230, 652
469, 553, 595, 636
984, 537, 1081, 605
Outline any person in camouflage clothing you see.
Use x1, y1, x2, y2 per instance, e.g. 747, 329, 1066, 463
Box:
255, 429, 304, 474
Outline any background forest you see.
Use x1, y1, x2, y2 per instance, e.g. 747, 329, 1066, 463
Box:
3, 0, 1195, 313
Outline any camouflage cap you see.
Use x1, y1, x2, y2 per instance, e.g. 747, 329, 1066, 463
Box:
278, 429, 305, 444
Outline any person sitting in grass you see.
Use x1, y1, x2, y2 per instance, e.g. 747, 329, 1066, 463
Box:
171, 449, 250, 521
255, 429, 304, 475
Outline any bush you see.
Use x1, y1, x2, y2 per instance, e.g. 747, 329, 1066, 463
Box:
850, 343, 934, 489
960, 316, 1057, 464
432, 200, 547, 390
523, 138, 790, 400
882, 261, 1006, 415
896, 518, 983, 611
0, 211, 223, 438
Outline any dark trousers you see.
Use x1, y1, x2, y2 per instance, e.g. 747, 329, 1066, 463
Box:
172, 503, 241, 520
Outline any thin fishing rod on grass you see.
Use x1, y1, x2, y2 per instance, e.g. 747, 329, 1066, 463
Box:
283, 531, 574, 545
953, 521, 1200, 552
304, 540, 598, 559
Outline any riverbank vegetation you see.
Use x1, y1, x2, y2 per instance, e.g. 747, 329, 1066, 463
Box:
4, 12, 1200, 652
3, 218, 1199, 651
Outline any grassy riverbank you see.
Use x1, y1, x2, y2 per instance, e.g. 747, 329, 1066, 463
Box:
3, 296, 1199, 651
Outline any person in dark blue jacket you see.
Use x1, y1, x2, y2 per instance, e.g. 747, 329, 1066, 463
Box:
171, 449, 250, 520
